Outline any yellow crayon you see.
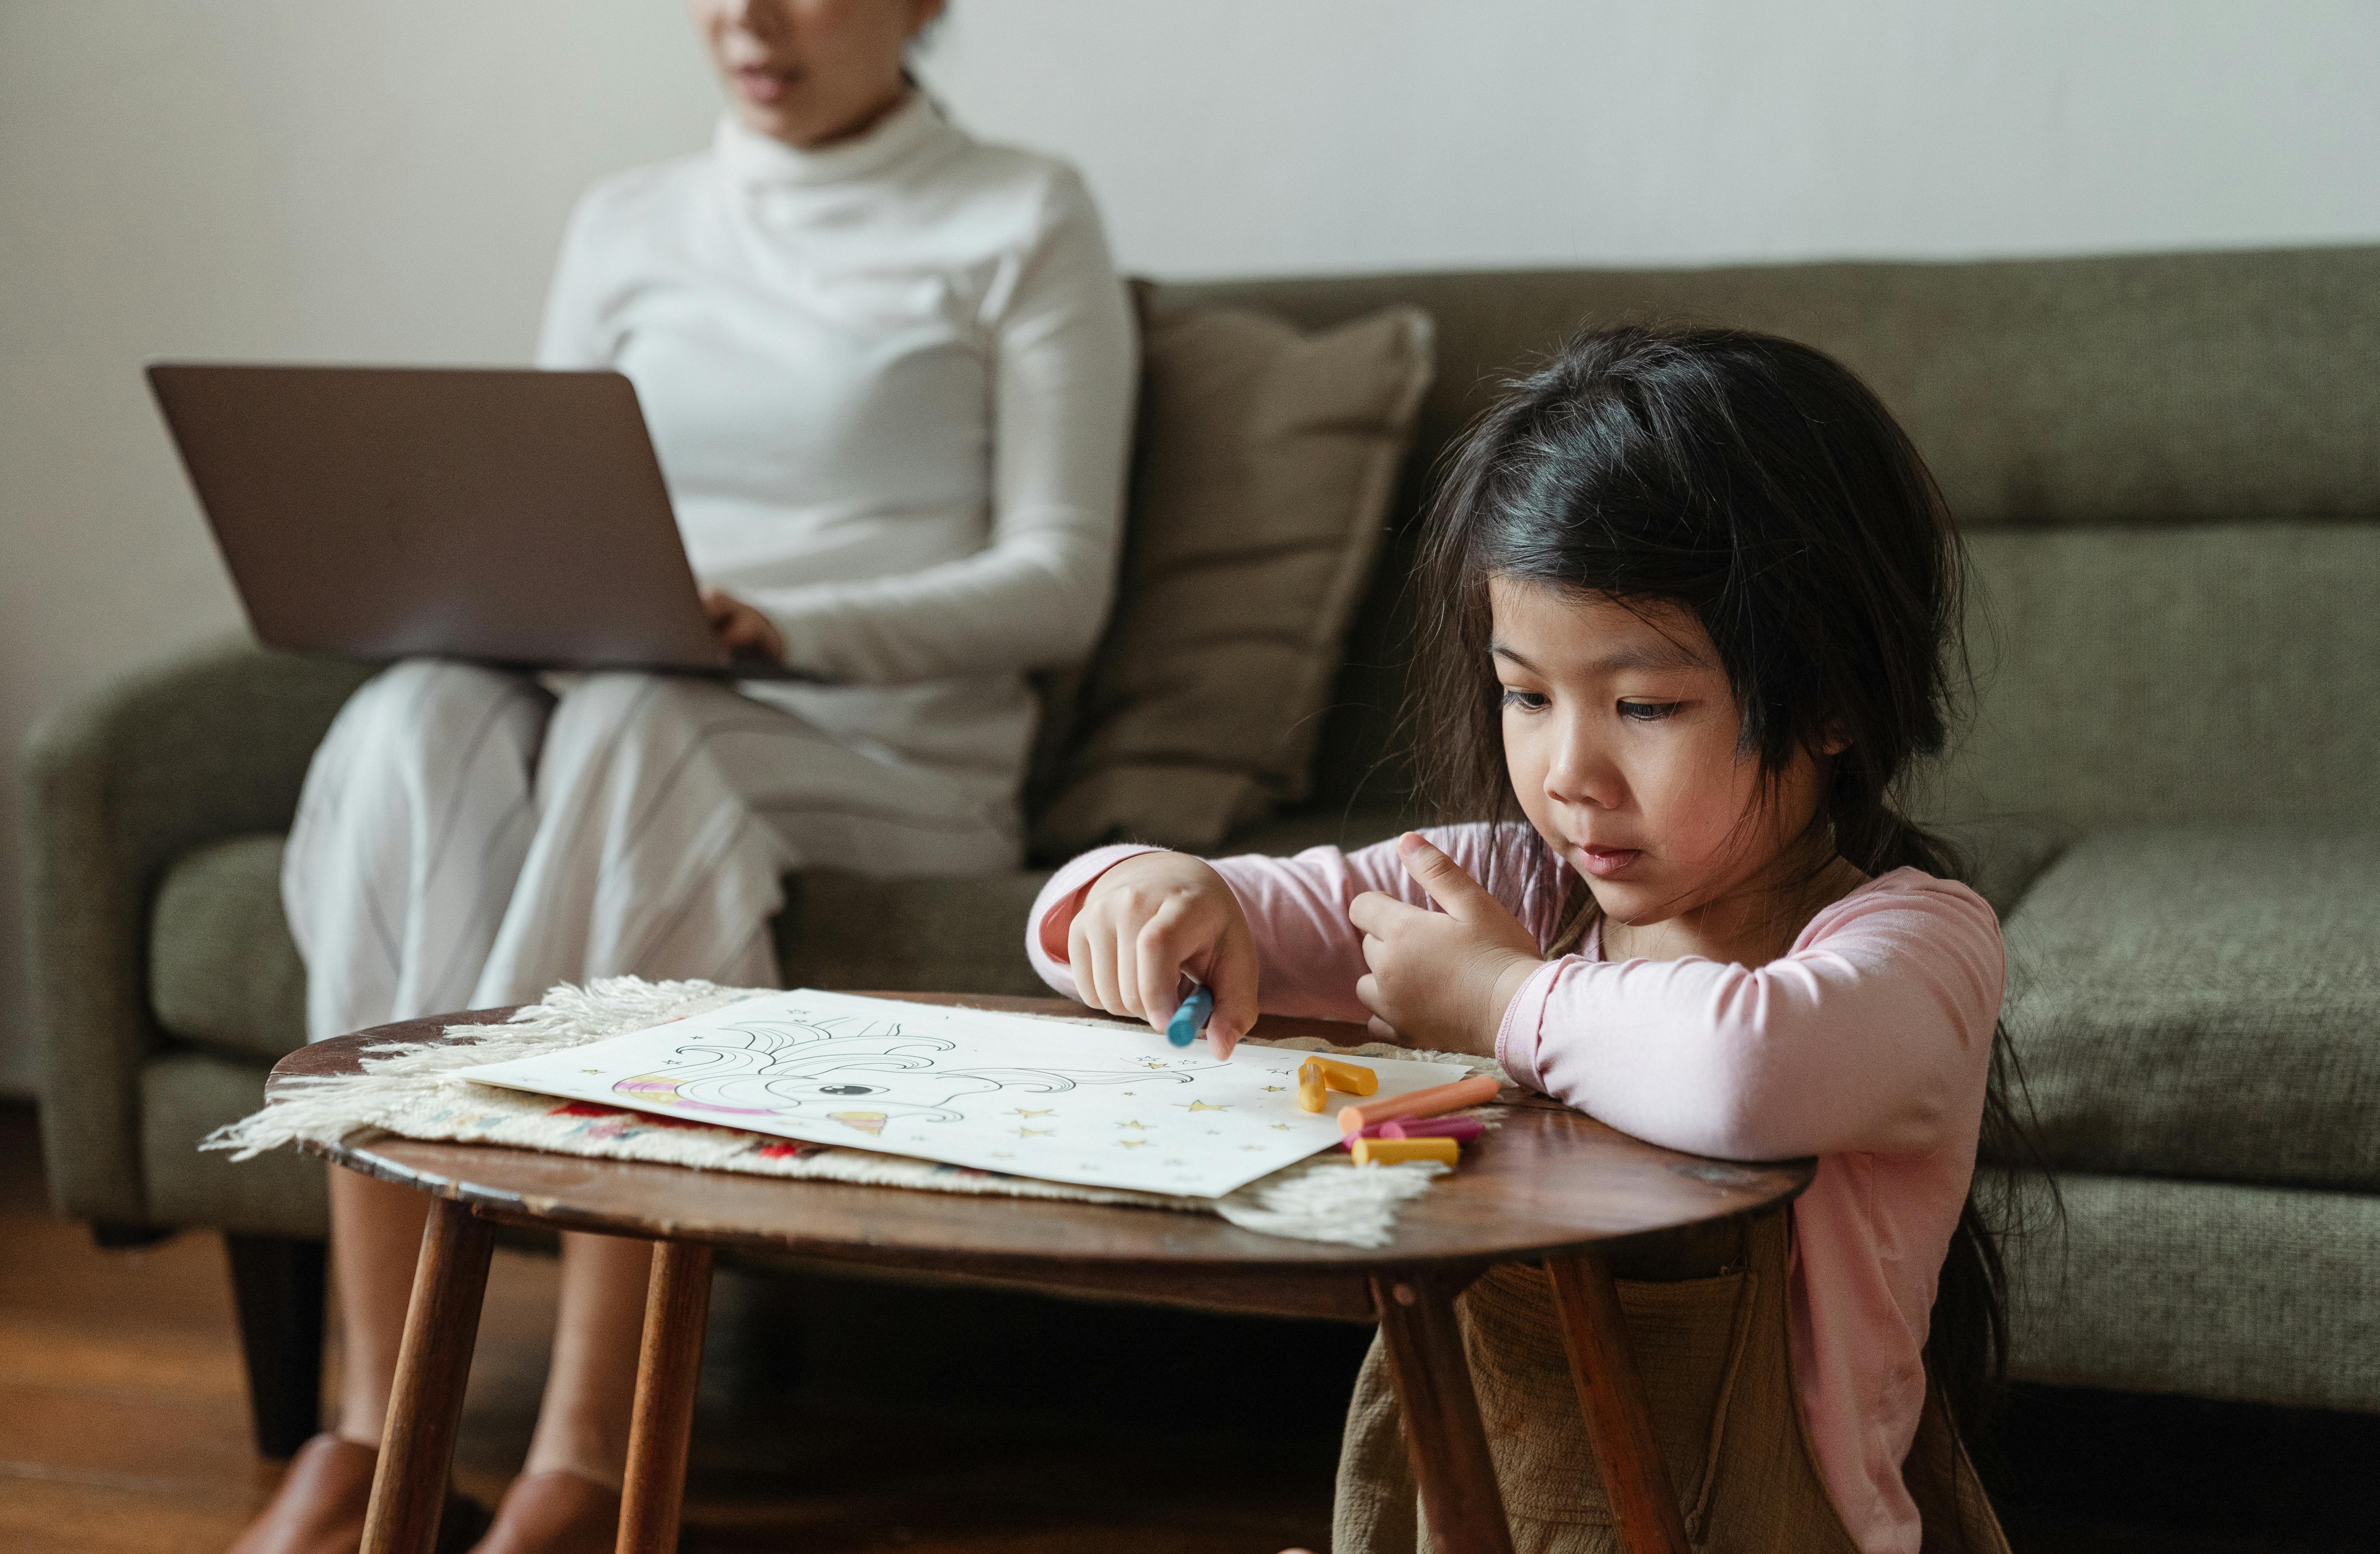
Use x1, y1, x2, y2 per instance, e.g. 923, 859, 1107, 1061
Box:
1302, 1055, 1380, 1096
1350, 1136, 1460, 1166
1296, 1064, 1329, 1113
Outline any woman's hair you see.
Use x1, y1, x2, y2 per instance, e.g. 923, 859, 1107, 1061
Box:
1408, 322, 2038, 1443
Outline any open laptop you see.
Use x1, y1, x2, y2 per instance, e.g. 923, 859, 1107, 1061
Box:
147, 363, 804, 679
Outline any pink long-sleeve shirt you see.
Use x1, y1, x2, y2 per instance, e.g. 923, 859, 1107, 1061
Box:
1024, 825, 2004, 1554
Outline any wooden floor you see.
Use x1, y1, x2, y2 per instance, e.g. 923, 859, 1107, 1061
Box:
0, 1101, 1354, 1554
5, 1099, 2376, 1554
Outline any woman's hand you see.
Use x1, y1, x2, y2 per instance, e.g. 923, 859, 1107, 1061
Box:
1348, 833, 1544, 1054
1066, 853, 1259, 1056
700, 587, 787, 664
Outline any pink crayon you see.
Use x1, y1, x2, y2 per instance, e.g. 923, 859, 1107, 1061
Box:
1335, 1115, 1487, 1151
1337, 1074, 1502, 1136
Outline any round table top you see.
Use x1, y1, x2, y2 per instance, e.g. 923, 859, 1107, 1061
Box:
279, 994, 1811, 1307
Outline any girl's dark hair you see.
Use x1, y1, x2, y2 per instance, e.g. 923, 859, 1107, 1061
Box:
1410, 322, 2038, 1446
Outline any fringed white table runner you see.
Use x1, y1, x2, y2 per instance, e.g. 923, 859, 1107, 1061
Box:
208, 977, 1507, 1248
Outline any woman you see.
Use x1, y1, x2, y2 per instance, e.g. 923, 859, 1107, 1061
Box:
230, 3, 1135, 1551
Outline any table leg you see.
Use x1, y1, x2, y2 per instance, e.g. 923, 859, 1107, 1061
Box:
616, 1241, 714, 1554
1546, 1254, 1692, 1554
1370, 1272, 1514, 1554
359, 1196, 496, 1554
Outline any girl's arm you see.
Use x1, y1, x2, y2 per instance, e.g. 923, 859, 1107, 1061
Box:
1026, 827, 1563, 1027
743, 170, 1138, 683
1501, 876, 2004, 1161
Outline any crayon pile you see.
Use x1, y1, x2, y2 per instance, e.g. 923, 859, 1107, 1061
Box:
1296, 1058, 1498, 1166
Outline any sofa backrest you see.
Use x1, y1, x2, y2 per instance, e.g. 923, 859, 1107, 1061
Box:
1158, 246, 2380, 829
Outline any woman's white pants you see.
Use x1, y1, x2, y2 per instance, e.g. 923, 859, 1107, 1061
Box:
283, 659, 1020, 1043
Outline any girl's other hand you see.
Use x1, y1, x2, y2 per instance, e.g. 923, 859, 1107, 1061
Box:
1068, 853, 1260, 1057
1348, 833, 1544, 1054
700, 587, 788, 664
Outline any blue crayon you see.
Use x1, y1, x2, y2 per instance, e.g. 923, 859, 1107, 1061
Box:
1166, 983, 1214, 1047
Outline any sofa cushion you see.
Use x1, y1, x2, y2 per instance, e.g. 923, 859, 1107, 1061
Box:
1996, 1172, 2380, 1413
149, 833, 309, 1065
1930, 815, 2072, 919
1998, 825, 2380, 1190
152, 834, 1129, 1059
1030, 289, 1435, 857
154, 836, 1071, 1060
780, 808, 1414, 1000
144, 805, 2071, 1068
1930, 524, 2380, 833
776, 868, 1059, 999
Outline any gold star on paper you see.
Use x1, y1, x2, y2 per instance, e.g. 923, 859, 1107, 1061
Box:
1017, 1127, 1054, 1138
582, 1069, 604, 1075
1261, 1085, 1286, 1093
1116, 1120, 1148, 1130
1270, 1123, 1291, 1131
1116, 1139, 1150, 1149
1176, 1101, 1228, 1113
1011, 1107, 1054, 1118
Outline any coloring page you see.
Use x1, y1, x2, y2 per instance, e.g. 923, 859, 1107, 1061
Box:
454, 989, 1464, 1198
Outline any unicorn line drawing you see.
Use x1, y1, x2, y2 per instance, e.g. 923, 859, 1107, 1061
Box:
610, 1013, 1205, 1136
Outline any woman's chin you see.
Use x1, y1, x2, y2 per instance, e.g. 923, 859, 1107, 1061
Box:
730, 92, 885, 152
731, 98, 798, 138
725, 78, 823, 141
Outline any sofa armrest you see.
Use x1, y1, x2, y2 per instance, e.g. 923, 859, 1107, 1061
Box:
19, 635, 373, 1222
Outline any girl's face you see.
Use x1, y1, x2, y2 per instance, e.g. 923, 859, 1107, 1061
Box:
1490, 576, 1830, 929
689, 0, 943, 148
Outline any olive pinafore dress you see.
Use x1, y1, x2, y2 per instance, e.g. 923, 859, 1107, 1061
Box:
1330, 1208, 2011, 1554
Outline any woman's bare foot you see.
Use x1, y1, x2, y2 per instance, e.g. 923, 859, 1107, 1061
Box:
224, 1434, 490, 1554
226, 1436, 376, 1554
470, 1469, 622, 1554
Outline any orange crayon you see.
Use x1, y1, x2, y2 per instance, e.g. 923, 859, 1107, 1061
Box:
1301, 1056, 1379, 1096
1336, 1073, 1500, 1136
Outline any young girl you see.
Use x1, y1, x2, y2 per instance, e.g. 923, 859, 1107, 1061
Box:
1024, 326, 2018, 1554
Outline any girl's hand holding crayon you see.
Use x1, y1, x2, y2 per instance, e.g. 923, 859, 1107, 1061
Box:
1348, 833, 1543, 1055
1067, 852, 1260, 1056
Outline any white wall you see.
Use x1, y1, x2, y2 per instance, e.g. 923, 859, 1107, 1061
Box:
2, 0, 2376, 1093
926, 0, 2380, 274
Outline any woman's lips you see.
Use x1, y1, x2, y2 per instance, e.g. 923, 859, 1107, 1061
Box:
1577, 845, 1643, 878
734, 66, 792, 104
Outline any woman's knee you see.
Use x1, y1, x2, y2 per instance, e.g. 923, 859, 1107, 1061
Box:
544, 672, 726, 753
347, 658, 538, 738
535, 674, 764, 833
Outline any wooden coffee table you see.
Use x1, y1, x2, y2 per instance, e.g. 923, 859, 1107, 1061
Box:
276, 995, 1812, 1554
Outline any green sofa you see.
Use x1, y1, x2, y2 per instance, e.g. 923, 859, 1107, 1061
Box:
26, 248, 2380, 1458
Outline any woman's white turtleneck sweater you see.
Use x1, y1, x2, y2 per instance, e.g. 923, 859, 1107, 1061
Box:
536, 94, 1136, 779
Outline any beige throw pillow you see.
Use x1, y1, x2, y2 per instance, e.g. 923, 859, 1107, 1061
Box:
1030, 286, 1436, 857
